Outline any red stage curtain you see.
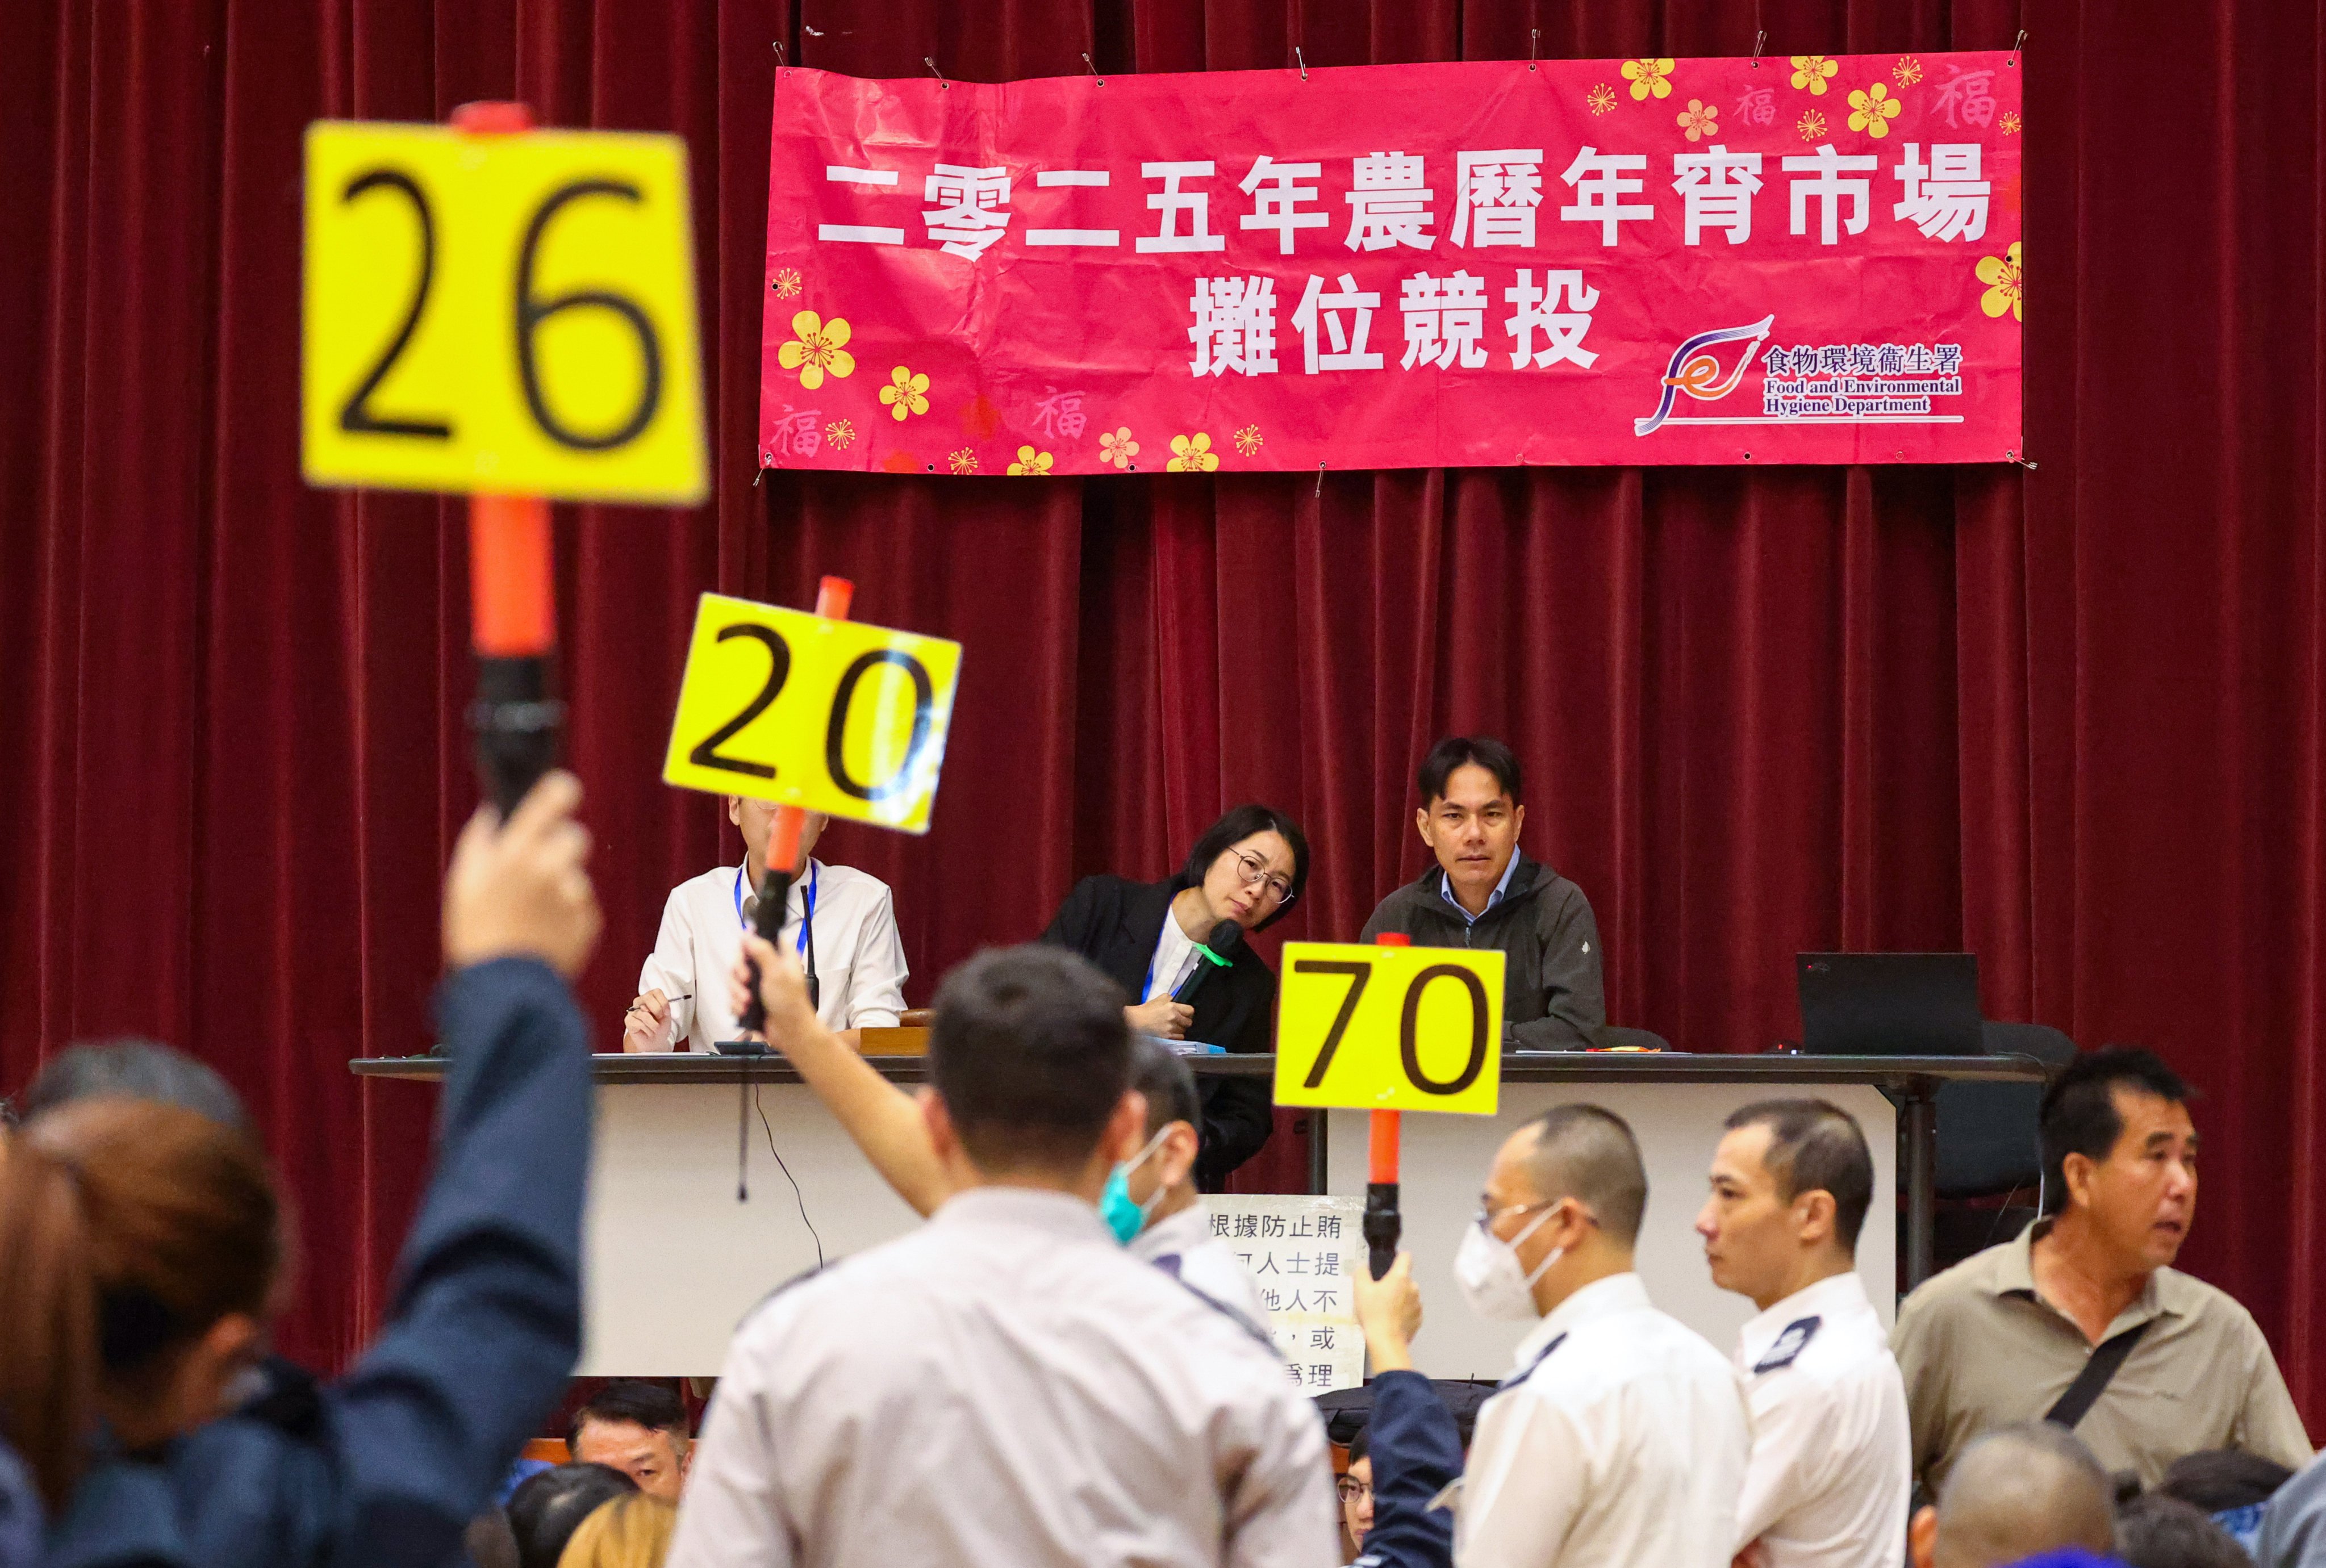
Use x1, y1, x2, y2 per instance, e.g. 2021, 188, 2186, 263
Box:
3, 0, 2323, 1429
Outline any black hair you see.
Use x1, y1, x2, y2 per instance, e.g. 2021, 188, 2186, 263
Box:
930, 946, 1133, 1174
2158, 1449, 2293, 1513
1346, 1423, 1370, 1466
2038, 1046, 2194, 1215
567, 1378, 688, 1453
1517, 1104, 1647, 1246
1176, 803, 1310, 931
506, 1464, 637, 1568
2114, 1493, 2250, 1568
1129, 1035, 1201, 1138
20, 1040, 252, 1135
1723, 1099, 1877, 1255
1418, 737, 1523, 806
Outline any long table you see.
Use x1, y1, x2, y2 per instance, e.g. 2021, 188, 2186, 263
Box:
352, 1051, 2043, 1377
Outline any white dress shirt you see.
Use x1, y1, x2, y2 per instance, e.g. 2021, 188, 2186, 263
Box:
1732, 1271, 1912, 1568
669, 1187, 1340, 1568
1458, 1272, 1751, 1568
1142, 912, 1202, 1002
1130, 1201, 1275, 1329
637, 858, 908, 1047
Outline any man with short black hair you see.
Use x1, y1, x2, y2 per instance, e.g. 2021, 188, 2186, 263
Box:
1697, 1099, 1910, 1568
569, 1380, 690, 1502
1354, 1103, 1749, 1568
673, 942, 1338, 1568
1359, 737, 1605, 1050
1893, 1047, 2310, 1494
1907, 1423, 2116, 1568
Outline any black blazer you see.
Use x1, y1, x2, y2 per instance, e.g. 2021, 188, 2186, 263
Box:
1041, 875, 1277, 1189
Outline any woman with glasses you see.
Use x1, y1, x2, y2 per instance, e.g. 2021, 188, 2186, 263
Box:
1041, 802, 1309, 1187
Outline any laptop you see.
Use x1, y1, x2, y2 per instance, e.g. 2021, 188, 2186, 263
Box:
1795, 952, 1982, 1057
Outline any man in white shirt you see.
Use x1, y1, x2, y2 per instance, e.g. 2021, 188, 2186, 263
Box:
671, 940, 1339, 1568
625, 796, 907, 1050
1354, 1104, 1751, 1568
1696, 1099, 1912, 1568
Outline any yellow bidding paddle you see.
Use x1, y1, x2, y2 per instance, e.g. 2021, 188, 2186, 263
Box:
303, 119, 706, 504
662, 592, 964, 835
1272, 941, 1506, 1117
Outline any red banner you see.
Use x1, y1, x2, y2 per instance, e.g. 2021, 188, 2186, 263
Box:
758, 53, 2023, 476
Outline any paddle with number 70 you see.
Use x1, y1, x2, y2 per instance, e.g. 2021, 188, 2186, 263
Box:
1271, 939, 1505, 1281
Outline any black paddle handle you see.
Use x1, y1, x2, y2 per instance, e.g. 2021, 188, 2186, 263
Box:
736, 866, 794, 1035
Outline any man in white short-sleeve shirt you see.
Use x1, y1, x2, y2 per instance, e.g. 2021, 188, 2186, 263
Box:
1353, 1104, 1751, 1568
1697, 1099, 1911, 1568
625, 797, 907, 1051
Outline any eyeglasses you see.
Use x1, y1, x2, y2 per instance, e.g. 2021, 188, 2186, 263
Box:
1232, 850, 1296, 906
1336, 1477, 1372, 1502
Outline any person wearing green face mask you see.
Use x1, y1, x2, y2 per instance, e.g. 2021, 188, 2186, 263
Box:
726, 940, 1273, 1332
1107, 1039, 1273, 1329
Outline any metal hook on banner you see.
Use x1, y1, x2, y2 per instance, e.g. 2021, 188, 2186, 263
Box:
1082, 52, 1104, 83
925, 56, 948, 89
1294, 46, 1308, 81
1529, 28, 1539, 69
771, 40, 786, 68
2006, 449, 2039, 469
1751, 30, 1766, 68
1315, 461, 1325, 497
2009, 29, 2026, 65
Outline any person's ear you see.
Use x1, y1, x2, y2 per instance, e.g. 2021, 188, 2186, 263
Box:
1415, 805, 1435, 847
727, 796, 743, 828
1510, 801, 1525, 839
178, 1311, 263, 1427
1155, 1121, 1200, 1190
1100, 1091, 1150, 1164
2062, 1149, 2097, 1209
921, 1088, 962, 1165
1907, 1504, 1938, 1568
1794, 1189, 1837, 1249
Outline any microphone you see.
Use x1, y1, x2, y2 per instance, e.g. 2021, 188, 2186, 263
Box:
1171, 920, 1245, 1008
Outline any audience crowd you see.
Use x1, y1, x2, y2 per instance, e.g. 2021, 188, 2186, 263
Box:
0, 767, 2319, 1568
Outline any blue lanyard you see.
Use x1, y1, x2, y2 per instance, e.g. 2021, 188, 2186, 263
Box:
734, 859, 816, 956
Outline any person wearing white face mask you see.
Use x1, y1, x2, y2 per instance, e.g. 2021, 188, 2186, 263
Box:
1352, 1105, 1752, 1568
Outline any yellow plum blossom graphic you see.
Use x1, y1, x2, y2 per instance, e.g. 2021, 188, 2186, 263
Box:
1893, 56, 1924, 87
771, 267, 803, 299
1098, 428, 1138, 469
1233, 424, 1263, 457
1621, 58, 1676, 101
879, 365, 930, 421
1585, 82, 1618, 116
1790, 55, 1840, 94
1166, 433, 1218, 473
1797, 110, 1828, 140
776, 311, 854, 391
947, 448, 979, 474
1847, 82, 1903, 137
1676, 99, 1719, 141
2001, 110, 2022, 135
1007, 445, 1054, 475
825, 418, 855, 450
1977, 241, 2023, 321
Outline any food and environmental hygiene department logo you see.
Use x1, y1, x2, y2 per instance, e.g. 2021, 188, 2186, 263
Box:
1635, 315, 1969, 434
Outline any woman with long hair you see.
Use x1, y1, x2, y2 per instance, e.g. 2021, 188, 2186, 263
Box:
0, 773, 601, 1567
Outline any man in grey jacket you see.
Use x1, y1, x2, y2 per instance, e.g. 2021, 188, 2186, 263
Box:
1359, 736, 1606, 1051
